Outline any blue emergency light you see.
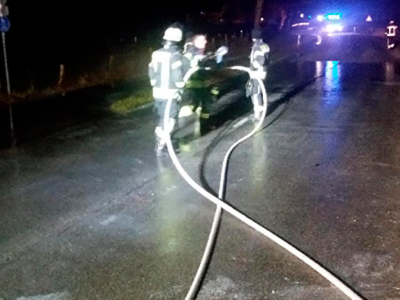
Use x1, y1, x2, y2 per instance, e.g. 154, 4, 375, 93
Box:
325, 13, 341, 20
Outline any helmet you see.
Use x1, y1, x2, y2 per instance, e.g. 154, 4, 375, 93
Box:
252, 28, 263, 40
390, 20, 395, 25
163, 27, 183, 42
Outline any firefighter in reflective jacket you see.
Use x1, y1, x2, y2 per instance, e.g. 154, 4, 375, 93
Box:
182, 35, 228, 119
183, 31, 195, 54
248, 28, 270, 120
182, 34, 210, 118
148, 26, 185, 156
386, 20, 398, 50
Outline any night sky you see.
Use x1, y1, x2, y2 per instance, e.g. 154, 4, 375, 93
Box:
2, 0, 400, 81
6, 0, 229, 66
8, 0, 399, 36
8, 0, 400, 37
1, 0, 231, 89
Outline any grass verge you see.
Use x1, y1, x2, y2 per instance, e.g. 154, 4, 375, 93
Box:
110, 90, 153, 115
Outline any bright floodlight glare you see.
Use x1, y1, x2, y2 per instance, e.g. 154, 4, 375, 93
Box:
300, 13, 304, 18
326, 25, 334, 32
261, 17, 264, 21
366, 15, 372, 22
317, 15, 324, 22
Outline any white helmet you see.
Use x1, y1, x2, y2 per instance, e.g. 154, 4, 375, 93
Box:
163, 27, 183, 42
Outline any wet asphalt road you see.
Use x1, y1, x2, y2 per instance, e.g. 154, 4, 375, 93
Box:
1, 35, 400, 299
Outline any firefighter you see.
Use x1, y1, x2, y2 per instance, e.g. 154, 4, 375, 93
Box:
184, 34, 208, 69
184, 31, 195, 54
247, 28, 270, 120
386, 20, 398, 50
182, 34, 210, 118
148, 25, 185, 156
182, 34, 228, 119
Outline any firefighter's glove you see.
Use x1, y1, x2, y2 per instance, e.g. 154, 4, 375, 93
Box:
246, 80, 253, 98
175, 90, 183, 102
215, 46, 228, 64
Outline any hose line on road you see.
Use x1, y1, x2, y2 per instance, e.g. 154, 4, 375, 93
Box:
163, 66, 364, 300
185, 66, 269, 300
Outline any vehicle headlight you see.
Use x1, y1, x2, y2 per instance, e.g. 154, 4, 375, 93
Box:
325, 24, 343, 32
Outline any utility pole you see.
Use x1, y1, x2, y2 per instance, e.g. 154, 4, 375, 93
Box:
254, 0, 264, 27
0, 0, 14, 147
